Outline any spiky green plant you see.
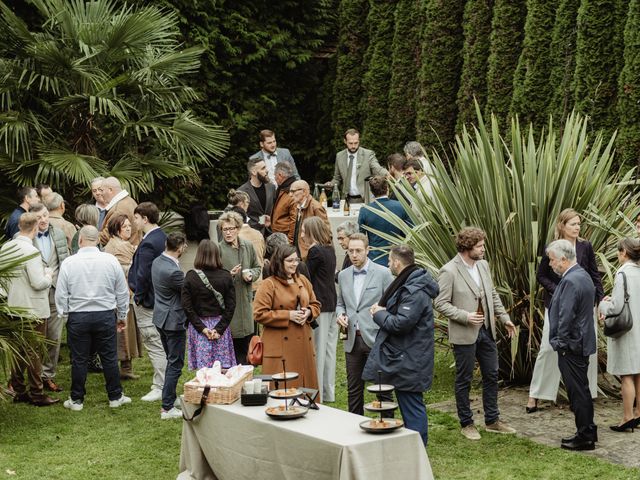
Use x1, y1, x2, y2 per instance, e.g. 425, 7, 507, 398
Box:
0, 243, 48, 398
365, 106, 639, 382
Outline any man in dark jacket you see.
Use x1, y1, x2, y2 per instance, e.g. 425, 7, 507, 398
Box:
364, 244, 439, 446
128, 202, 167, 402
547, 239, 598, 451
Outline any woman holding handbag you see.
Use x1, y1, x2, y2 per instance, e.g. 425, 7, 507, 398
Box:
253, 245, 321, 395
526, 208, 604, 412
182, 240, 237, 369
598, 237, 640, 431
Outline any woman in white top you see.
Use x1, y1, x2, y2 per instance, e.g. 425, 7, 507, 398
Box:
599, 237, 640, 431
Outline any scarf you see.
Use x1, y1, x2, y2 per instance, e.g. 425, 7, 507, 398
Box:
378, 264, 420, 307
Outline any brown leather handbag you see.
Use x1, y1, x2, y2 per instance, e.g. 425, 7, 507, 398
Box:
247, 335, 263, 366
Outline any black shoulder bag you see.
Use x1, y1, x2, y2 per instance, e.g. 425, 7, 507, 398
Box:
603, 271, 633, 338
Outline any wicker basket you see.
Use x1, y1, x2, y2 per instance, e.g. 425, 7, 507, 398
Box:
183, 369, 253, 405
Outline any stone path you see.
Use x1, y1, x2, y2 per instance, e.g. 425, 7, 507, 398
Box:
429, 387, 640, 468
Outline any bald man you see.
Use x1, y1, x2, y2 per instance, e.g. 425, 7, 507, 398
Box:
290, 180, 330, 259
99, 177, 140, 246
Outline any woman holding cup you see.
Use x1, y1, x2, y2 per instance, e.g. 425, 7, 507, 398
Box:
253, 245, 321, 396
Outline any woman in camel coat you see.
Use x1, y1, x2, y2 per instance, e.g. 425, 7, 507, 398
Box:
253, 244, 321, 395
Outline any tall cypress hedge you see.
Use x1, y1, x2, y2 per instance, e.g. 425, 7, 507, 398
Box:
387, 0, 424, 151
456, 0, 494, 132
332, 0, 370, 149
617, 0, 640, 167
416, 0, 466, 150
360, 0, 397, 157
485, 0, 527, 127
510, 0, 557, 128
547, 0, 580, 122
573, 0, 622, 136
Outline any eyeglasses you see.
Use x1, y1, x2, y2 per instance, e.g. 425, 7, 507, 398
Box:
284, 258, 300, 263
222, 227, 237, 232
289, 188, 303, 193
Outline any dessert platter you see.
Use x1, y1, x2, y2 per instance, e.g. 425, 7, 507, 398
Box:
360, 372, 404, 434
265, 359, 308, 421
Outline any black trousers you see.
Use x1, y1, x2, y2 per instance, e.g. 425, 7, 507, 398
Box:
558, 351, 597, 441
345, 334, 392, 416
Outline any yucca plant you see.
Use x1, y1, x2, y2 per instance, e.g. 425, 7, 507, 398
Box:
0, 243, 48, 399
366, 106, 640, 385
0, 0, 229, 201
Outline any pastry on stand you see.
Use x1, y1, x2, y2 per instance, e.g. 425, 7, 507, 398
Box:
360, 372, 404, 434
265, 359, 308, 420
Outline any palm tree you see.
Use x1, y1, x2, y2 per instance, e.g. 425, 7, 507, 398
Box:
0, 0, 229, 201
0, 243, 47, 398
366, 107, 640, 387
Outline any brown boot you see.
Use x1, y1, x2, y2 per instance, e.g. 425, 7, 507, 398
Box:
120, 360, 140, 380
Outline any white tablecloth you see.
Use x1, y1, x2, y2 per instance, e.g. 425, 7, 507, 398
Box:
178, 397, 433, 480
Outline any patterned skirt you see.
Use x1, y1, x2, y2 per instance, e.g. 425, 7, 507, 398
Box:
187, 316, 237, 370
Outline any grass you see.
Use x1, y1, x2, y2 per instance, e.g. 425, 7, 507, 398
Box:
1, 339, 639, 479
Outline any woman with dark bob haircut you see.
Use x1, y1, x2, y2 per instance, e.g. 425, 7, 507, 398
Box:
253, 244, 321, 395
182, 240, 237, 369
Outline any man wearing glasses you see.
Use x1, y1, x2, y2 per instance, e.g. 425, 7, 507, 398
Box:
289, 180, 330, 259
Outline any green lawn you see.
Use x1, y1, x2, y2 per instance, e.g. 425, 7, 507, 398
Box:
1, 341, 638, 479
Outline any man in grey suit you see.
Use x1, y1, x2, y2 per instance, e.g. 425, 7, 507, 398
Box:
546, 239, 598, 451
249, 129, 299, 184
332, 128, 388, 204
2, 212, 58, 406
30, 202, 69, 393
336, 233, 393, 415
237, 157, 276, 237
434, 227, 516, 440
151, 232, 188, 420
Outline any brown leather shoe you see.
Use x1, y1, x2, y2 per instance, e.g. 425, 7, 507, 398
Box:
31, 396, 60, 407
43, 378, 63, 392
120, 372, 141, 380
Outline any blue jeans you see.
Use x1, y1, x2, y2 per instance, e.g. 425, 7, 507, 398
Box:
158, 327, 186, 411
452, 326, 499, 427
396, 390, 428, 445
67, 311, 122, 402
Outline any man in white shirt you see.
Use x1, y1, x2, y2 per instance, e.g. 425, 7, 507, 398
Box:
336, 233, 393, 415
56, 226, 131, 411
249, 129, 299, 184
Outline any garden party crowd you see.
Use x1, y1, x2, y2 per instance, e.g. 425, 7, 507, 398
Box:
3, 128, 640, 452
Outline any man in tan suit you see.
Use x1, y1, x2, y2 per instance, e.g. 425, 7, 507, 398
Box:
289, 180, 330, 259
1, 213, 58, 406
45, 192, 77, 249
99, 177, 140, 246
434, 227, 516, 440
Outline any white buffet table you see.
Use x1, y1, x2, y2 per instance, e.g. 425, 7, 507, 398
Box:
178, 396, 433, 480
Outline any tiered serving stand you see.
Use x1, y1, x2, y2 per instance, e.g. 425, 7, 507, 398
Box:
360, 373, 404, 434
265, 360, 309, 420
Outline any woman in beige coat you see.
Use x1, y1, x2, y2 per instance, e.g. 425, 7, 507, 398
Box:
253, 244, 321, 396
104, 214, 142, 379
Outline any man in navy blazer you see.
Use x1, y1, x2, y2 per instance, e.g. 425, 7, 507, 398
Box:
249, 129, 299, 184
151, 232, 187, 419
358, 176, 411, 267
547, 239, 598, 451
128, 202, 168, 402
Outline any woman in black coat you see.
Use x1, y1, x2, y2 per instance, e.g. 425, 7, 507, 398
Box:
301, 216, 338, 402
526, 208, 604, 412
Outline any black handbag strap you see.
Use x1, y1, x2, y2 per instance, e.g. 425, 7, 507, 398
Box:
182, 386, 210, 422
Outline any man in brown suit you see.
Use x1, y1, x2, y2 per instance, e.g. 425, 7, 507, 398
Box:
290, 180, 330, 259
271, 162, 297, 243
99, 177, 140, 246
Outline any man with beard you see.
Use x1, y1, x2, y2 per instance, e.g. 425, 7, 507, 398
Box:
332, 128, 387, 204
238, 158, 276, 237
434, 227, 517, 440
270, 162, 298, 243
249, 129, 299, 184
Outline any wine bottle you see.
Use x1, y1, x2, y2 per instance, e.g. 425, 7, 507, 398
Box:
332, 184, 340, 211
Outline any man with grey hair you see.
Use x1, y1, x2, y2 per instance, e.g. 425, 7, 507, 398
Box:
91, 176, 108, 229
44, 192, 77, 249
270, 161, 297, 242
99, 176, 139, 246
546, 239, 598, 451
56, 226, 131, 411
336, 220, 358, 275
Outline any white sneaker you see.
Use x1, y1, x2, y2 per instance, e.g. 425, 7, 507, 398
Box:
141, 389, 162, 402
63, 398, 83, 411
109, 395, 132, 408
161, 407, 183, 420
